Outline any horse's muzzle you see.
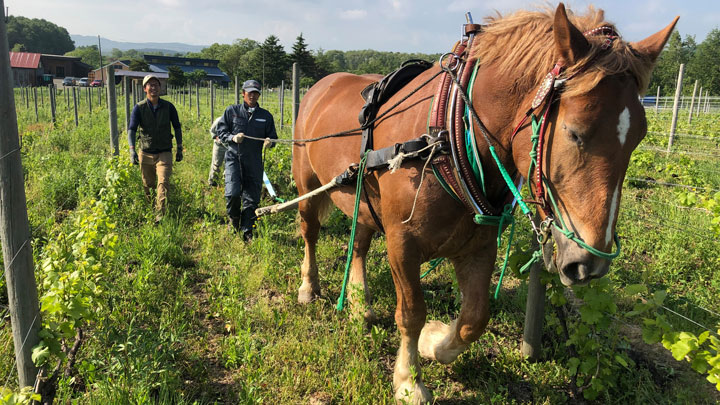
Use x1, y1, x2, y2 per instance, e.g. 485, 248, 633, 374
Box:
551, 228, 610, 286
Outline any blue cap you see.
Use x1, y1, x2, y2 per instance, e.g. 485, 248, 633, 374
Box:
242, 79, 261, 93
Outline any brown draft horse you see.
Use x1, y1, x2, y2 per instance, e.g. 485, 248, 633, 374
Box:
292, 4, 677, 403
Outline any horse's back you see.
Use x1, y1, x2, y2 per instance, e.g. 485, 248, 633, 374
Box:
294, 72, 382, 185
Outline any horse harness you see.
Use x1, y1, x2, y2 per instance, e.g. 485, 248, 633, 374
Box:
353, 20, 623, 254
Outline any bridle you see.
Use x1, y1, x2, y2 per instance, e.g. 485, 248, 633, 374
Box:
507, 26, 623, 258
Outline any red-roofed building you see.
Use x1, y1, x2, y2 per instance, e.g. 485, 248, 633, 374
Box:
9, 52, 42, 87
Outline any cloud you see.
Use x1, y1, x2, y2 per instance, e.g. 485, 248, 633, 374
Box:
340, 9, 367, 20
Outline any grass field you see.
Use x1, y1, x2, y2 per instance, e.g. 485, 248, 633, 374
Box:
1, 84, 719, 404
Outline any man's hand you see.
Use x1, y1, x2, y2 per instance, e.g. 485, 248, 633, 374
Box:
130, 149, 139, 165
232, 133, 244, 144
176, 147, 183, 162
263, 138, 272, 149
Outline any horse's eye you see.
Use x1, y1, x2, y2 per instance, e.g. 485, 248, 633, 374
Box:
570, 131, 583, 146
562, 123, 584, 146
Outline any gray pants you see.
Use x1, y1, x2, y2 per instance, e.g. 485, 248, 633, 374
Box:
208, 140, 227, 183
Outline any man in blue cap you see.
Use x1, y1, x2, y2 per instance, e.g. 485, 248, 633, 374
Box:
215, 79, 277, 241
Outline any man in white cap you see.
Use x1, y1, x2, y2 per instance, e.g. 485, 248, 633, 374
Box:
128, 74, 183, 221
215, 79, 277, 241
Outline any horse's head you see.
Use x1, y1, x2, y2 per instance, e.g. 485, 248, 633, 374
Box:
533, 4, 677, 286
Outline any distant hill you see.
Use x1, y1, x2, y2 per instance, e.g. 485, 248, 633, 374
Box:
71, 35, 207, 55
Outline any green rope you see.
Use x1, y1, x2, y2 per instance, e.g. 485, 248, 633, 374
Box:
519, 250, 543, 274
336, 153, 369, 311
420, 257, 445, 279
544, 185, 622, 259
528, 115, 622, 260
477, 205, 517, 300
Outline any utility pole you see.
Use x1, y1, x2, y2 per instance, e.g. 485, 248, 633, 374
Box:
0, 1, 41, 387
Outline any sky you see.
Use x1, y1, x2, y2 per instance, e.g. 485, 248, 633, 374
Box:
6, 0, 719, 53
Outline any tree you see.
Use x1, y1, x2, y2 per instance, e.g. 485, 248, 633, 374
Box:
258, 35, 289, 87
687, 29, 720, 94
65, 45, 101, 69
291, 33, 316, 79
648, 31, 695, 95
185, 69, 207, 84
167, 66, 187, 87
129, 59, 151, 72
221, 38, 260, 78
6, 15, 74, 54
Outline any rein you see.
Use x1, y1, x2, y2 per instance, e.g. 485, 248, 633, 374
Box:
431, 23, 624, 289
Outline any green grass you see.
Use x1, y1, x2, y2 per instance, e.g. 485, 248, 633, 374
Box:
1, 88, 719, 403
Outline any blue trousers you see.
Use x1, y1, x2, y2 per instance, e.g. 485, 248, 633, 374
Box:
224, 149, 262, 232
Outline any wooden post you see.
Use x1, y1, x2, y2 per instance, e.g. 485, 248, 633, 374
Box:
0, 4, 42, 386
688, 80, 698, 124
106, 66, 119, 155
98, 85, 102, 106
292, 63, 300, 135
72, 86, 79, 127
667, 63, 684, 153
124, 76, 131, 132
522, 215, 546, 360
24, 86, 29, 109
195, 82, 200, 118
32, 87, 38, 122
279, 80, 285, 129
234, 75, 239, 105
704, 90, 710, 113
210, 82, 215, 120
696, 86, 703, 117
189, 83, 192, 111
40, 85, 44, 107
65, 86, 70, 110
87, 86, 92, 115
49, 84, 56, 124
654, 86, 660, 113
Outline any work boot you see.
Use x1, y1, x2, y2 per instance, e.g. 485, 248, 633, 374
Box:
228, 217, 241, 234
242, 230, 253, 243
208, 179, 217, 187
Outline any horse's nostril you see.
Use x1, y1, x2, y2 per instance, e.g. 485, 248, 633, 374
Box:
563, 262, 590, 282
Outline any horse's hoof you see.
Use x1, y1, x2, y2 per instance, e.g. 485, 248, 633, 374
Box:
394, 381, 432, 404
298, 284, 321, 303
363, 308, 378, 325
419, 320, 465, 364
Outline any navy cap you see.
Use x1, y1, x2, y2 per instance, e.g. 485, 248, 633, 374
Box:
242, 79, 261, 93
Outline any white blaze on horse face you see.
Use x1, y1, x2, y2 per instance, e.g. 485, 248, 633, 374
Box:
617, 107, 630, 147
606, 184, 620, 245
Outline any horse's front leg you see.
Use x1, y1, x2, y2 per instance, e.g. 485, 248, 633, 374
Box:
419, 248, 495, 364
347, 223, 377, 324
297, 195, 325, 303
386, 233, 432, 404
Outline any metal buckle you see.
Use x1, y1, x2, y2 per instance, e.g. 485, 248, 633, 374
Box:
538, 217, 554, 245
440, 53, 461, 72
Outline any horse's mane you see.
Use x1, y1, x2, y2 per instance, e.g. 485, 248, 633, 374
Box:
471, 5, 656, 97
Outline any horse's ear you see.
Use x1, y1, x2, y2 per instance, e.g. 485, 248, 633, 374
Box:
630, 16, 680, 63
553, 3, 590, 65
